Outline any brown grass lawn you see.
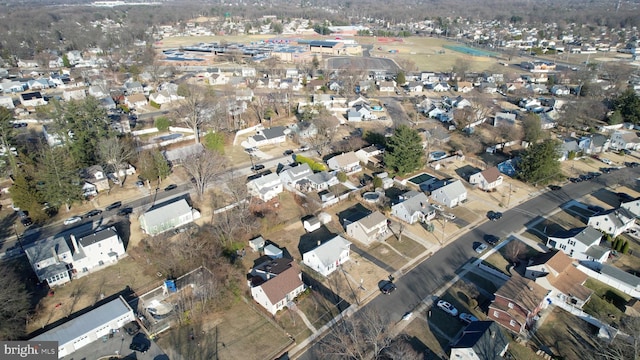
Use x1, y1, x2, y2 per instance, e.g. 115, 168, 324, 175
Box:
385, 236, 426, 259
296, 289, 343, 331
27, 256, 159, 334
401, 315, 448, 359
367, 242, 407, 271
535, 307, 600, 360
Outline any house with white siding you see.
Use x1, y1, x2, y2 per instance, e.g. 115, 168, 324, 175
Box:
302, 235, 351, 277
546, 226, 609, 263
248, 257, 305, 315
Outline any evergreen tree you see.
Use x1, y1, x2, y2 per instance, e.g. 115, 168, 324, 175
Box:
38, 146, 82, 212
516, 139, 561, 185
614, 88, 640, 125
384, 125, 424, 176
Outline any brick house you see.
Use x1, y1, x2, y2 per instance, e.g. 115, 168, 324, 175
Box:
488, 274, 550, 334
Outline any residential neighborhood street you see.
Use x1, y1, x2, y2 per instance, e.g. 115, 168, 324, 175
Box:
294, 166, 640, 359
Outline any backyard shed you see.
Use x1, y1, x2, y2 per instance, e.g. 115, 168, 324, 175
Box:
303, 216, 321, 232
249, 236, 266, 252
264, 244, 283, 259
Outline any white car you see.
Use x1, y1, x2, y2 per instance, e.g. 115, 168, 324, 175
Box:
601, 158, 613, 165
437, 300, 458, 316
441, 212, 456, 220
475, 243, 488, 253
64, 216, 82, 226
431, 204, 444, 211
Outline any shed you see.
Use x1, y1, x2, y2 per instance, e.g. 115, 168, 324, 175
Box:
304, 216, 321, 232
264, 244, 283, 259
249, 236, 266, 252
318, 212, 332, 224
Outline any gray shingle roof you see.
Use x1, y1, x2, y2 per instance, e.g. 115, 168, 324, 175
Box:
141, 198, 191, 230
305, 235, 351, 268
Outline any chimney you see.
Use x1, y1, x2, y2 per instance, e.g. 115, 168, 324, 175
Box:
317, 240, 321, 246
70, 234, 79, 254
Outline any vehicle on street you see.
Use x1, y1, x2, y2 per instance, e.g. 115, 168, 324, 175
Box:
84, 209, 102, 218
283, 149, 294, 156
381, 282, 396, 295
117, 207, 133, 216
251, 164, 265, 172
484, 234, 500, 245
164, 184, 178, 191
105, 201, 122, 211
459, 313, 479, 324
625, 162, 640, 168
548, 185, 562, 191
475, 243, 488, 253
64, 216, 82, 226
487, 211, 503, 221
436, 300, 458, 316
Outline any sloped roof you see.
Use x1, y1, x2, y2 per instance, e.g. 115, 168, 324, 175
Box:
261, 126, 287, 140
433, 179, 467, 198
304, 235, 351, 268
358, 211, 387, 230
141, 198, 191, 230
451, 321, 509, 359
259, 262, 304, 305
600, 264, 640, 288
549, 226, 602, 246
78, 227, 118, 247
494, 274, 549, 321
480, 166, 502, 184
328, 152, 359, 168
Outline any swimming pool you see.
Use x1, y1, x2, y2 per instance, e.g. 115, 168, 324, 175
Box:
443, 44, 498, 57
409, 173, 435, 185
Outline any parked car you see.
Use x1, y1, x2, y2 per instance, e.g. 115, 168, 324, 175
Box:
381, 282, 396, 295
475, 243, 488, 253
548, 185, 562, 191
105, 201, 122, 211
569, 177, 582, 183
431, 204, 444, 211
441, 212, 456, 220
124, 321, 140, 336
487, 211, 503, 221
484, 234, 500, 245
84, 209, 102, 218
283, 149, 294, 156
117, 207, 133, 216
402, 312, 413, 321
601, 158, 613, 165
164, 184, 178, 191
299, 145, 310, 151
20, 217, 33, 226
63, 216, 82, 226
135, 180, 145, 188
251, 164, 265, 172
436, 300, 458, 316
459, 313, 479, 324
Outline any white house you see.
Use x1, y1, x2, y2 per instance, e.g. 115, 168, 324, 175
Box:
621, 199, 640, 219
82, 165, 110, 193
430, 180, 468, 208
546, 226, 610, 263
248, 258, 306, 315
24, 227, 126, 287
345, 211, 390, 246
247, 172, 283, 202
303, 171, 339, 191
139, 198, 201, 235
302, 235, 351, 277
124, 93, 147, 109
468, 166, 503, 191
327, 151, 361, 173
378, 80, 396, 93
248, 126, 289, 147
355, 145, 384, 167
20, 91, 47, 107
31, 296, 135, 358
391, 191, 436, 224
610, 130, 640, 151
0, 95, 14, 109
279, 163, 313, 187
587, 208, 636, 237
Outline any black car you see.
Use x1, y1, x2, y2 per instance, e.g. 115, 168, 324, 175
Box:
20, 217, 33, 226
84, 209, 102, 218
164, 184, 178, 191
569, 177, 582, 183
251, 164, 265, 172
600, 167, 612, 174
484, 234, 500, 245
129, 341, 149, 353
381, 282, 396, 295
283, 149, 294, 156
117, 207, 133, 216
487, 211, 503, 221
588, 172, 602, 178
548, 185, 562, 191
124, 321, 140, 336
105, 201, 122, 211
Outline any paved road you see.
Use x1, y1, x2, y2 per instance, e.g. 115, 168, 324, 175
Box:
296, 167, 640, 359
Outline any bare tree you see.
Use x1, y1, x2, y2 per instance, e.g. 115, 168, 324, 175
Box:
174, 84, 219, 144
504, 240, 526, 264
383, 336, 423, 360
97, 137, 136, 186
307, 112, 340, 156
319, 308, 393, 360
181, 149, 228, 199
0, 263, 30, 340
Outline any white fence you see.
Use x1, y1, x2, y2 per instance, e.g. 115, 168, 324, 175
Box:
577, 264, 640, 299
137, 135, 196, 150
233, 124, 263, 145
477, 262, 511, 281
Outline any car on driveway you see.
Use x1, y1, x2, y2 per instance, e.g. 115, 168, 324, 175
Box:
487, 211, 503, 221
84, 209, 102, 218
251, 164, 265, 172
484, 234, 500, 245
601, 158, 613, 165
20, 217, 33, 226
436, 300, 458, 316
475, 243, 488, 253
548, 185, 562, 191
441, 212, 456, 220
117, 207, 133, 216
64, 216, 82, 226
431, 204, 444, 211
164, 184, 178, 191
381, 282, 396, 295
283, 149, 294, 156
459, 313, 479, 324
105, 201, 122, 211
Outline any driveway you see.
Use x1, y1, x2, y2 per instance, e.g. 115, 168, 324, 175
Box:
62, 325, 168, 360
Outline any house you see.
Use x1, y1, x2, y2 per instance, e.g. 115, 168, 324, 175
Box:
31, 296, 135, 358
0, 95, 14, 109
82, 165, 110, 193
610, 130, 640, 151
99, 96, 116, 110
432, 82, 450, 92
578, 133, 610, 154
302, 235, 351, 277
164, 143, 205, 165
235, 89, 254, 101
124, 81, 143, 94
449, 321, 509, 360
27, 78, 51, 90
430, 180, 468, 208
88, 85, 108, 98
139, 198, 201, 235
525, 250, 593, 309
455, 81, 474, 93
82, 182, 98, 198
20, 91, 47, 107
327, 151, 361, 173
468, 166, 503, 191
124, 93, 147, 109
207, 72, 230, 86
559, 138, 580, 161
407, 81, 423, 93
248, 258, 306, 315
279, 163, 313, 187
355, 145, 384, 167
546, 226, 610, 263
391, 191, 436, 224
355, 104, 373, 120
378, 81, 396, 93
347, 109, 362, 122
303, 171, 339, 192
149, 89, 183, 105
248, 126, 289, 147
0, 80, 27, 94
621, 199, 640, 219
488, 274, 550, 334
63, 88, 87, 101
587, 208, 636, 237
345, 211, 389, 246
24, 226, 126, 287
247, 172, 283, 202
551, 85, 570, 96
